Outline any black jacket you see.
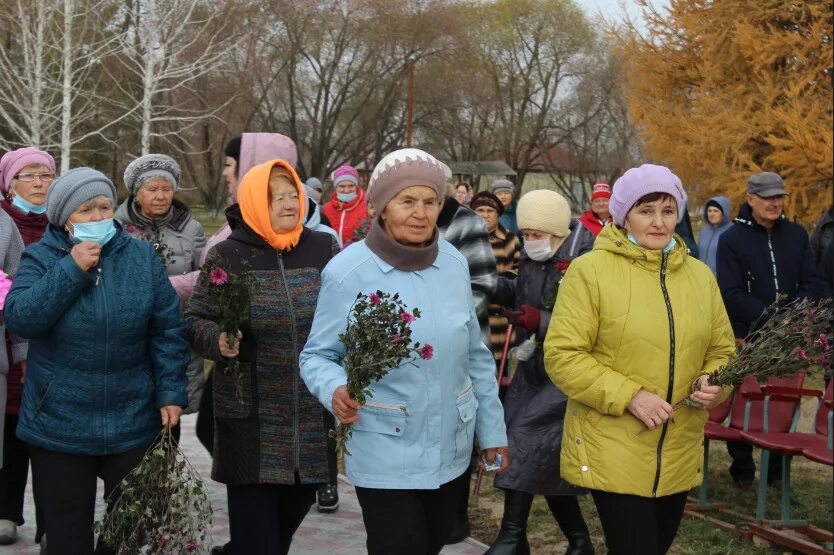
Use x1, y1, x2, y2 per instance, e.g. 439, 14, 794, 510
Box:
716, 203, 820, 338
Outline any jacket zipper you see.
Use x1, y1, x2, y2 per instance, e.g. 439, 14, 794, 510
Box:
653, 253, 676, 497
364, 399, 409, 415
766, 232, 780, 301
97, 265, 111, 454
277, 253, 301, 470
338, 211, 346, 240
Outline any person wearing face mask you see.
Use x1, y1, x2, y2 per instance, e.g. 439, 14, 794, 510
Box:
487, 189, 594, 555
321, 164, 368, 244
4, 168, 189, 554
0, 147, 54, 547
186, 160, 339, 554
544, 164, 735, 555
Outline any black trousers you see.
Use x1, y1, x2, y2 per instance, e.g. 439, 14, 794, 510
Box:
591, 489, 688, 555
355, 470, 469, 555
195, 371, 214, 455
0, 414, 44, 540
226, 478, 317, 555
323, 410, 338, 484
29, 444, 147, 555
727, 440, 782, 484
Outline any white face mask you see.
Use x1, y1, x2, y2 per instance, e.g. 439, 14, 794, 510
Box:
524, 237, 555, 262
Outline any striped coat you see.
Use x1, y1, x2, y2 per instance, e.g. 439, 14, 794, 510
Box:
185, 206, 338, 486
487, 225, 521, 361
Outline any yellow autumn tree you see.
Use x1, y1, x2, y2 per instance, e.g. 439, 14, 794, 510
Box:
615, 0, 833, 224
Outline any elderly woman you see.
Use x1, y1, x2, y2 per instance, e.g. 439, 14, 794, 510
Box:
544, 164, 735, 555
488, 190, 593, 555
300, 148, 508, 555
321, 164, 368, 244
185, 159, 338, 555
116, 154, 206, 302
0, 147, 54, 546
454, 182, 472, 206
4, 168, 189, 553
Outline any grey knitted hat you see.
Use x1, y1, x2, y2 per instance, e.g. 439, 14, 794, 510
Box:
491, 179, 514, 195
47, 168, 116, 226
367, 148, 446, 211
123, 154, 180, 195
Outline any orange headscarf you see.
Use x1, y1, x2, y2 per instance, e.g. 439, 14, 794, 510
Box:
238, 159, 306, 251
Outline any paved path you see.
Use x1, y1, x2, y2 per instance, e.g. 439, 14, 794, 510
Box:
1, 414, 487, 554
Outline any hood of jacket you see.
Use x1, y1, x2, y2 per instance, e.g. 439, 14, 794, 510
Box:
304, 197, 323, 228
703, 196, 732, 228
232, 133, 298, 203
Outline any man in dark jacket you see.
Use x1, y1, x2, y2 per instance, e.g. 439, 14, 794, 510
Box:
716, 171, 821, 487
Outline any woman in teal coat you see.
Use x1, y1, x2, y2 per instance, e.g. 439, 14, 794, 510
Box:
4, 168, 189, 554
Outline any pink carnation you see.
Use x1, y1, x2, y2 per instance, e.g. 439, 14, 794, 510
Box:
420, 344, 434, 360
400, 311, 415, 324
392, 334, 400, 343
369, 292, 381, 305
210, 268, 228, 286
126, 225, 138, 234
794, 347, 808, 361
187, 542, 199, 551
815, 333, 830, 350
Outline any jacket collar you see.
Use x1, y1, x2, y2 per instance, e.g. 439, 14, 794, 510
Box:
594, 224, 687, 272
118, 197, 193, 232
364, 217, 439, 272
734, 202, 785, 231
327, 186, 366, 212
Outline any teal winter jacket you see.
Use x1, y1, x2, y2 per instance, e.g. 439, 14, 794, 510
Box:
4, 223, 189, 455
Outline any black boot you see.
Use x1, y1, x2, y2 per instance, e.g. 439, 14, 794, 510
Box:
545, 495, 594, 555
485, 490, 534, 555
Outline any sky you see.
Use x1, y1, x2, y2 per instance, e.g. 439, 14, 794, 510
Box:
574, 0, 670, 30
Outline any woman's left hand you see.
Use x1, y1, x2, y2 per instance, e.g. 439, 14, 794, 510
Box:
689, 375, 722, 409
160, 405, 183, 428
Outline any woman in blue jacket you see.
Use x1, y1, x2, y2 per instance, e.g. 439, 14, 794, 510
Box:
697, 196, 732, 276
4, 168, 189, 554
300, 148, 508, 555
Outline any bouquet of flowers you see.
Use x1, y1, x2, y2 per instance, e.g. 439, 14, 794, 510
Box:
94, 427, 212, 553
126, 224, 175, 267
203, 265, 259, 403
678, 297, 832, 410
334, 290, 434, 456
0, 270, 12, 310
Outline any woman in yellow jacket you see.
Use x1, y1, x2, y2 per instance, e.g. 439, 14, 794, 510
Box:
544, 164, 735, 555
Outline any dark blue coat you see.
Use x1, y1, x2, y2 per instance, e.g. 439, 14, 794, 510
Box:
4, 224, 189, 455
716, 203, 820, 338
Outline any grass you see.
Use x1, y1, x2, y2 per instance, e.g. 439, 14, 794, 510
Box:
470, 376, 833, 554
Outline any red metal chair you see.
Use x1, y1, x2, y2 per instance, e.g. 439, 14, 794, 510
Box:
695, 374, 806, 509
738, 378, 831, 524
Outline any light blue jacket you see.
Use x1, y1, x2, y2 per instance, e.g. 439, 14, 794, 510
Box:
300, 239, 507, 489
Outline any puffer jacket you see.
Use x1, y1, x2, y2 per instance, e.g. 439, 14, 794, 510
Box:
5, 223, 189, 455
116, 197, 206, 414
543, 224, 735, 498
321, 187, 368, 244
697, 196, 732, 276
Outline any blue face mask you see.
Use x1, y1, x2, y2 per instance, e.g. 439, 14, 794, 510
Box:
11, 194, 48, 215
68, 218, 118, 246
627, 233, 677, 254
337, 191, 357, 203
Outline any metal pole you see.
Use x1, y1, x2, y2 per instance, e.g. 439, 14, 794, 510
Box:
406, 58, 414, 147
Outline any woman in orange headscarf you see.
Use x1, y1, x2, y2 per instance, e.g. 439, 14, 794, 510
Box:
186, 160, 340, 554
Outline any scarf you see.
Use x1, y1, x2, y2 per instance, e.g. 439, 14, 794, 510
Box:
238, 159, 305, 251
364, 217, 438, 271
1, 198, 48, 246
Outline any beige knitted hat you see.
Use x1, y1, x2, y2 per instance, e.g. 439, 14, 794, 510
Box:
517, 189, 571, 237
367, 148, 447, 211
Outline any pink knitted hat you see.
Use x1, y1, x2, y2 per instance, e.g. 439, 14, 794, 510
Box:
331, 165, 360, 187
0, 147, 56, 194
609, 164, 687, 226
367, 148, 447, 211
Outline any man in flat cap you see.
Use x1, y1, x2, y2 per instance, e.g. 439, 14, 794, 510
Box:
716, 171, 821, 488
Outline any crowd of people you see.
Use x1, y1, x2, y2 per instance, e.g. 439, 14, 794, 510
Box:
0, 137, 829, 555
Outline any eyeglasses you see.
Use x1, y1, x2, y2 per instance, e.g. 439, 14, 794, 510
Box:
15, 172, 55, 183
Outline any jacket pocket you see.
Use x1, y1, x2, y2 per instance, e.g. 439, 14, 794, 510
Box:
454, 384, 478, 462
213, 361, 253, 419
355, 400, 407, 436
33, 377, 56, 420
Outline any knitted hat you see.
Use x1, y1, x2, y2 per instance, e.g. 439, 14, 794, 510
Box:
367, 148, 446, 211
491, 179, 514, 195
517, 189, 571, 237
591, 182, 611, 200
0, 147, 56, 195
306, 176, 323, 191
224, 137, 241, 164
331, 165, 360, 187
123, 154, 180, 195
304, 183, 321, 203
47, 168, 116, 227
470, 191, 504, 216
609, 164, 687, 227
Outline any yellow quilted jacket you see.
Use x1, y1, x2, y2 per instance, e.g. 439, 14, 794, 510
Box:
543, 224, 734, 498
